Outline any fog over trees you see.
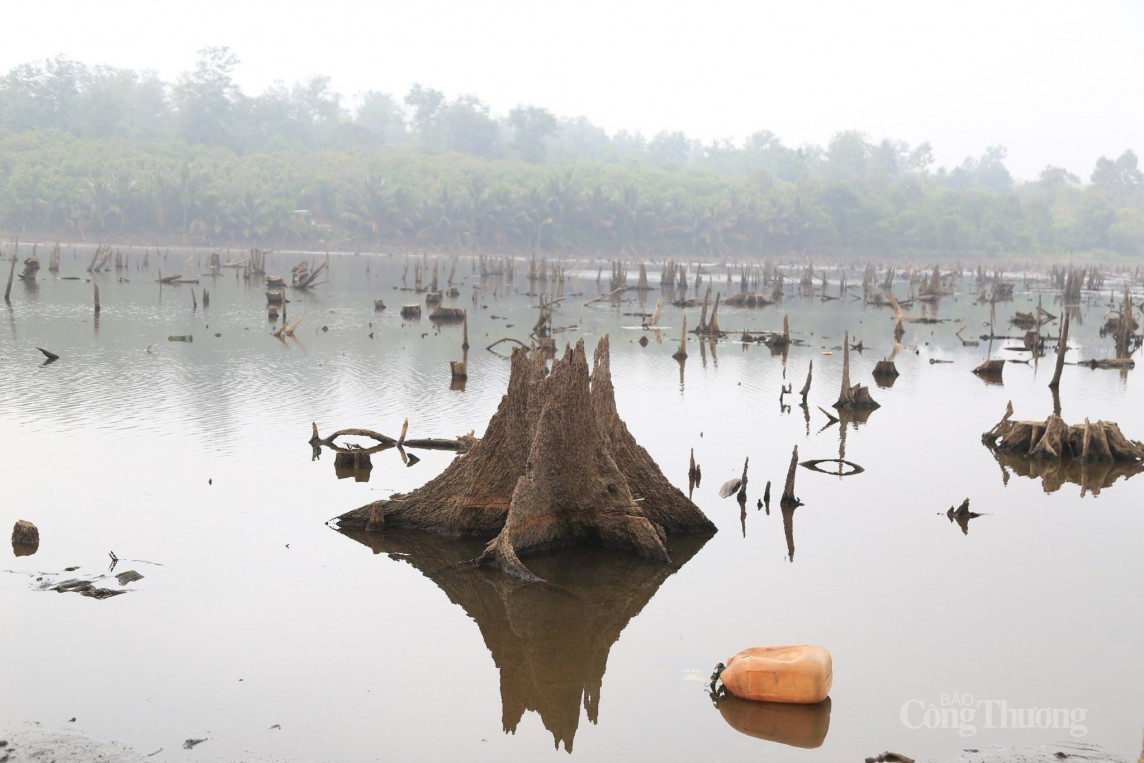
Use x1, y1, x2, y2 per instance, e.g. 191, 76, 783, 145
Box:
1, 49, 1141, 257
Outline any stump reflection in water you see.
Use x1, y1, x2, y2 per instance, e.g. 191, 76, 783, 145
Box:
337, 528, 709, 752
987, 448, 1143, 497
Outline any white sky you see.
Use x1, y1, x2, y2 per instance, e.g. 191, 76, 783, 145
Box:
3, 0, 1141, 180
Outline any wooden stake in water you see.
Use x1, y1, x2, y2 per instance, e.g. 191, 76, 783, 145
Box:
4, 255, 14, 303
1049, 312, 1070, 390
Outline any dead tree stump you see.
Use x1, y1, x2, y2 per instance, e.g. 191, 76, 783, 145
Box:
982, 401, 1144, 464
780, 445, 802, 507
834, 331, 879, 410
799, 360, 813, 404
337, 337, 715, 580
12, 519, 39, 549
1049, 312, 1070, 389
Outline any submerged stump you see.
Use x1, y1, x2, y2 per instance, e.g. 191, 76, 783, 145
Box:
833, 331, 879, 410
336, 336, 715, 580
982, 401, 1144, 463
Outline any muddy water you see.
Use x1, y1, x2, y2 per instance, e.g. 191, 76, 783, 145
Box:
1, 248, 1141, 763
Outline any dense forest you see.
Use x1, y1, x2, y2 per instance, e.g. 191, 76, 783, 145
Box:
1, 48, 1141, 259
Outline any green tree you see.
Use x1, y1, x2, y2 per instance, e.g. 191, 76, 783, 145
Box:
404, 83, 445, 151
172, 47, 242, 146
508, 106, 558, 163
1091, 150, 1142, 208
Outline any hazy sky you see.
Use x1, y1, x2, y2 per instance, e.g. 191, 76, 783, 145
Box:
4, 0, 1141, 180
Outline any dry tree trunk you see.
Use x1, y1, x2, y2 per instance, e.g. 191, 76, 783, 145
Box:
4, 256, 15, 303
673, 318, 688, 360
800, 360, 813, 404
834, 331, 879, 409
708, 292, 722, 336
886, 290, 905, 340
1049, 311, 1070, 389
780, 445, 801, 507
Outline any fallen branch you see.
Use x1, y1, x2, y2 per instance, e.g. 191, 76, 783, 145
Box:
487, 337, 529, 352
583, 287, 626, 306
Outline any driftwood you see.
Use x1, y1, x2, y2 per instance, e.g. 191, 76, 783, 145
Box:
584, 287, 626, 306
37, 347, 60, 362
335, 337, 715, 581
272, 309, 306, 338
817, 406, 840, 425
799, 360, 813, 403
292, 259, 328, 289
487, 337, 528, 354
310, 423, 474, 453
400, 304, 422, 319
450, 360, 467, 379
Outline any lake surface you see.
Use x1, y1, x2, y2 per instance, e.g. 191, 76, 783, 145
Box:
2, 246, 1142, 762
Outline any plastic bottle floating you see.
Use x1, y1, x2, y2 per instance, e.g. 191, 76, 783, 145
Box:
716, 645, 832, 704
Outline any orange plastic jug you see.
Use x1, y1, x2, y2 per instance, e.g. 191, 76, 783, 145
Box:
721, 645, 832, 704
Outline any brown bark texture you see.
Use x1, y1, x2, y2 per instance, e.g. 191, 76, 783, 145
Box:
336, 336, 714, 579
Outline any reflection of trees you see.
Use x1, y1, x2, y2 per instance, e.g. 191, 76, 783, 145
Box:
338, 529, 709, 751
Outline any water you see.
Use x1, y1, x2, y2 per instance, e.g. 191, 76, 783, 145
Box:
1, 247, 1141, 762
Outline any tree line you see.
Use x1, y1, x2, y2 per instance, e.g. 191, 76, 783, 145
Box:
0, 49, 1141, 258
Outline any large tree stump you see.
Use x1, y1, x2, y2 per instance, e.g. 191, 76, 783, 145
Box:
590, 337, 715, 534
477, 342, 670, 579
336, 337, 714, 579
982, 401, 1144, 464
